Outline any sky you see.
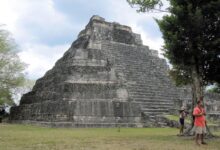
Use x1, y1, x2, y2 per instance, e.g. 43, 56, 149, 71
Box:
0, 0, 169, 80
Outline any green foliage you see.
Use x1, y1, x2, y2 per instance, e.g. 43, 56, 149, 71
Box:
24, 79, 35, 91
127, 0, 165, 12
12, 78, 35, 105
127, 0, 220, 135
127, 0, 220, 87
168, 65, 192, 86
207, 83, 220, 93
0, 26, 26, 105
156, 0, 220, 86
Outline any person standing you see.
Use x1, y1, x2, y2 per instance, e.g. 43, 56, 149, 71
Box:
193, 99, 207, 145
0, 106, 5, 123
179, 106, 187, 135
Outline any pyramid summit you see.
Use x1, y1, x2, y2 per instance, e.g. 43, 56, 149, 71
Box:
78, 15, 143, 45
10, 15, 220, 127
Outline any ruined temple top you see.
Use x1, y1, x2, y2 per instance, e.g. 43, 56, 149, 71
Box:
78, 15, 143, 45
90, 15, 105, 22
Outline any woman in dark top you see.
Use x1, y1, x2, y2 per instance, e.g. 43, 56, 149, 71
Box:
179, 107, 187, 135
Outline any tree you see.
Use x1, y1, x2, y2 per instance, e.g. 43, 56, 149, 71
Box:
13, 79, 35, 105
127, 0, 220, 104
127, 0, 220, 135
207, 83, 220, 93
127, 0, 166, 12
161, 0, 220, 95
0, 26, 26, 105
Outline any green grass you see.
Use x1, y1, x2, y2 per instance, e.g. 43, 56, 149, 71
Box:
165, 115, 191, 124
0, 124, 220, 150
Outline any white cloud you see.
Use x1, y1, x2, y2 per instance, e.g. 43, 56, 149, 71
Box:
0, 0, 76, 79
18, 44, 69, 79
0, 0, 18, 31
1, 0, 76, 44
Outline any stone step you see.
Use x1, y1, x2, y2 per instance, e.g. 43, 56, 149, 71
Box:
123, 64, 155, 67
129, 93, 178, 98
140, 105, 173, 109
132, 83, 173, 87
63, 80, 118, 86
61, 98, 117, 102
132, 98, 176, 102
134, 101, 174, 106
127, 84, 176, 89
141, 107, 172, 112
133, 98, 175, 103
134, 101, 174, 105
129, 90, 174, 93
63, 66, 109, 74
128, 89, 176, 93
142, 111, 169, 115
129, 82, 171, 86
125, 76, 169, 80
141, 108, 170, 112
123, 71, 153, 74
128, 91, 177, 95
140, 104, 173, 108
134, 80, 173, 83
137, 96, 175, 101
128, 82, 174, 86
129, 92, 178, 97
142, 109, 170, 113
124, 70, 164, 74
131, 94, 177, 98
123, 68, 165, 71
136, 102, 174, 108
128, 85, 174, 89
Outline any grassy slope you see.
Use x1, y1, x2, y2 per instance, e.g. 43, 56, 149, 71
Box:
0, 124, 220, 150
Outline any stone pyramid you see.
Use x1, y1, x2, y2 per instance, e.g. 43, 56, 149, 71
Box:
10, 16, 190, 127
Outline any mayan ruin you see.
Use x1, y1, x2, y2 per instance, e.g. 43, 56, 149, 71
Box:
9, 16, 220, 127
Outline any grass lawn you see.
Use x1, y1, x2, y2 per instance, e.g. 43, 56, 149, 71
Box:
0, 124, 220, 150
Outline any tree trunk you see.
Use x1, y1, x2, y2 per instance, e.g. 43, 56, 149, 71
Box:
184, 65, 214, 137
191, 66, 203, 100
190, 83, 196, 128
183, 83, 197, 135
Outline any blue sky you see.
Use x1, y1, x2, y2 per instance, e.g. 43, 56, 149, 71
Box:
0, 0, 168, 80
